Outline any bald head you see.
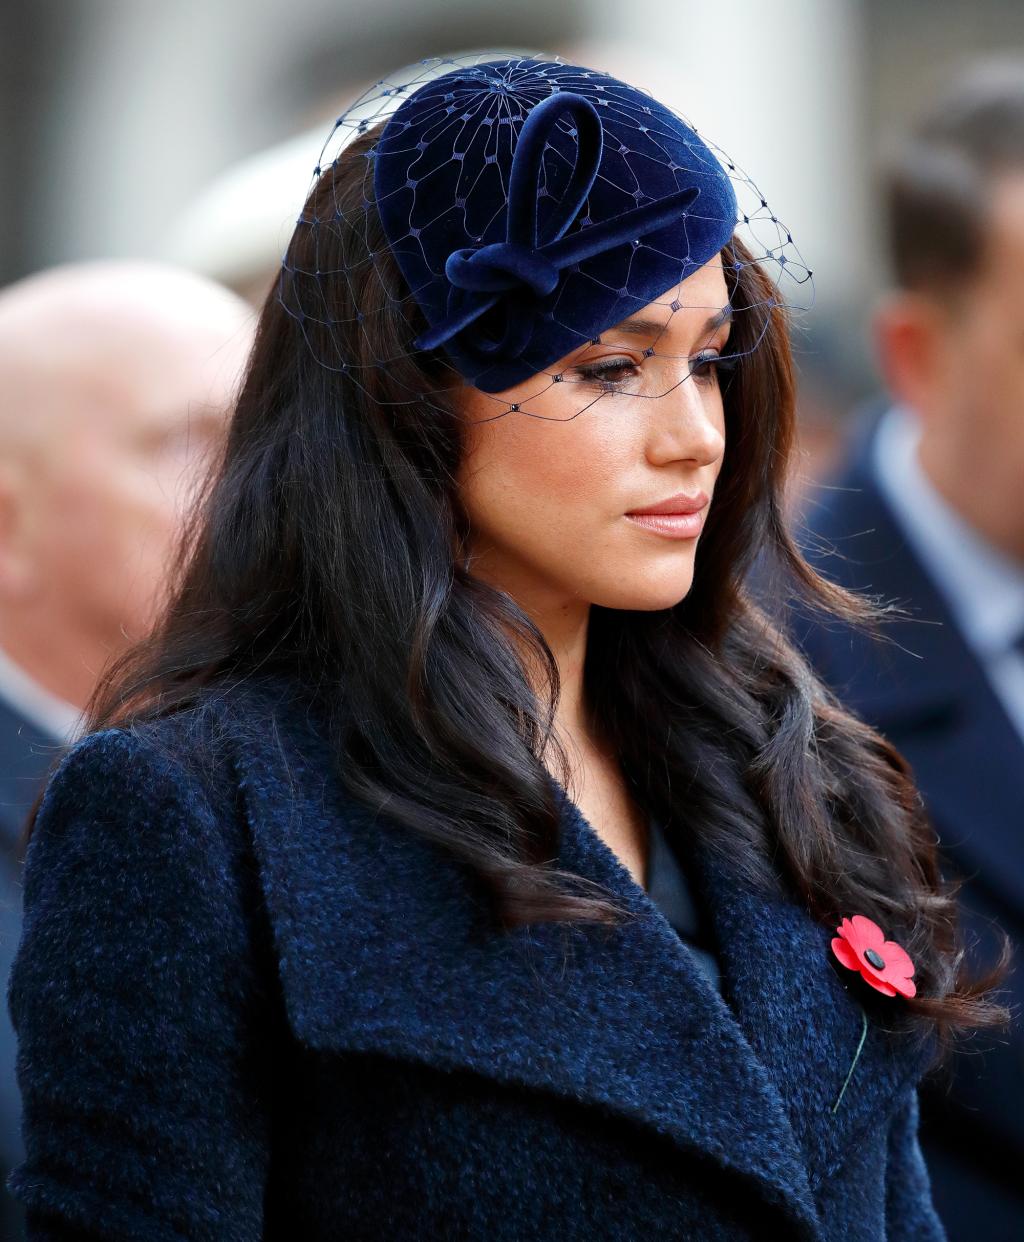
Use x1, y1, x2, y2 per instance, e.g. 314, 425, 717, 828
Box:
0, 261, 253, 458
0, 261, 254, 707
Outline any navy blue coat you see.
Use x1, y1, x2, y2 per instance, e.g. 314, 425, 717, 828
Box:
5, 673, 946, 1239
775, 401, 1024, 1239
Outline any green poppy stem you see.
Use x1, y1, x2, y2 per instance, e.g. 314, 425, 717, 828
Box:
831, 1008, 869, 1115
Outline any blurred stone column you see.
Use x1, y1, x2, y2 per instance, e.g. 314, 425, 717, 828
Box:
576, 0, 870, 318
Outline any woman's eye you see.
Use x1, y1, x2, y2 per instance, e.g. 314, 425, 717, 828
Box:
572, 350, 738, 389
572, 357, 639, 387
689, 349, 738, 385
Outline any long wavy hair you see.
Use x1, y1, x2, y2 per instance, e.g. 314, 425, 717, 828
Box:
28, 125, 1012, 1067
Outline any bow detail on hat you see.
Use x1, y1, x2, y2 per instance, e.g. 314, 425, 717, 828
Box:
414, 89, 701, 362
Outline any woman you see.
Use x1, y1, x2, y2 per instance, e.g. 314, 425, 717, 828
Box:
6, 53, 1011, 1240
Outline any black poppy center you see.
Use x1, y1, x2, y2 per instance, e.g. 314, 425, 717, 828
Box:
864, 947, 886, 970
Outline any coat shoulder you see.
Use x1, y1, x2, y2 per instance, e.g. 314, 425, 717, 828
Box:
16, 677, 289, 950
35, 672, 322, 832
6, 682, 287, 1238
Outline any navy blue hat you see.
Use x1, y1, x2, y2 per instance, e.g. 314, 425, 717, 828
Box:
371, 58, 738, 393
281, 53, 810, 403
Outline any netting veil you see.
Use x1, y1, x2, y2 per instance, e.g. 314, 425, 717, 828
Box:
277, 50, 812, 422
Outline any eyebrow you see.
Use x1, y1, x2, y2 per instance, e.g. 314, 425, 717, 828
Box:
612, 305, 733, 339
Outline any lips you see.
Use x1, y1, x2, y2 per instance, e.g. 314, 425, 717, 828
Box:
626, 489, 708, 516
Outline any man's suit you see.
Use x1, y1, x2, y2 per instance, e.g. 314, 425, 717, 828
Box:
767, 402, 1024, 1240
0, 694, 66, 1242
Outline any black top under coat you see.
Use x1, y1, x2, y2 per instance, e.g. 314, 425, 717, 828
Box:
644, 816, 722, 993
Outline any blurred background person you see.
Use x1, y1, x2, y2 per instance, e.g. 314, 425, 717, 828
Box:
761, 59, 1024, 1241
0, 261, 253, 1240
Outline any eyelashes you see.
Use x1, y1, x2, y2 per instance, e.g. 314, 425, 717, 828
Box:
572, 358, 639, 386
692, 350, 740, 384
572, 349, 739, 390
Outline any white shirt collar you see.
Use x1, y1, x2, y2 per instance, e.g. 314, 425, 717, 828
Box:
871, 403, 1024, 659
0, 642, 86, 743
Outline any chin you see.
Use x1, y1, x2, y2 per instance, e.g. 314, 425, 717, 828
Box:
588, 569, 696, 613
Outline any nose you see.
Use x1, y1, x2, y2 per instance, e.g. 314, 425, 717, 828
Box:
644, 369, 725, 468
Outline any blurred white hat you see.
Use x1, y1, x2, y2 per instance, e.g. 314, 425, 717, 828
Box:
161, 124, 328, 301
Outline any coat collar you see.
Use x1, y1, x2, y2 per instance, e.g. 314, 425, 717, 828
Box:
210, 676, 936, 1242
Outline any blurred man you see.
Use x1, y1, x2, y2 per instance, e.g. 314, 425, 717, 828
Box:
0, 261, 253, 1239
766, 61, 1024, 1240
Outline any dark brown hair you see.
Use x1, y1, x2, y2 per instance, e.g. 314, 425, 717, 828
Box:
883, 56, 1024, 298
28, 124, 1012, 1071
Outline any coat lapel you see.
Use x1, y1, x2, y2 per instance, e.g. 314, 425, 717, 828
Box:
692, 837, 937, 1191
218, 679, 933, 1240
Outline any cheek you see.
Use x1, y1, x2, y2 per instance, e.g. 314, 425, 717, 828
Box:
459, 410, 630, 558
992, 334, 1024, 412
951, 330, 1020, 424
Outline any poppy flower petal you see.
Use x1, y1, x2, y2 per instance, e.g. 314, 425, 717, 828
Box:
850, 914, 886, 950
852, 955, 893, 988
881, 941, 915, 978
831, 937, 862, 972
861, 972, 899, 996
892, 976, 917, 998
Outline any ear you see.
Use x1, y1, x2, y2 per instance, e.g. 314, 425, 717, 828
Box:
870, 291, 948, 415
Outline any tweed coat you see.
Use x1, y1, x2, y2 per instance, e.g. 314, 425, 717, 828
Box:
5, 673, 946, 1240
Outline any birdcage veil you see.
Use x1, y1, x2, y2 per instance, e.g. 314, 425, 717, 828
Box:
276, 50, 813, 423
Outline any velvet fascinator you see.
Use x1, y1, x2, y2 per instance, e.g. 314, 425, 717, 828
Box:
279, 51, 811, 406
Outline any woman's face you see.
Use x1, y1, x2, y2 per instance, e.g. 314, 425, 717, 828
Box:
455, 253, 731, 618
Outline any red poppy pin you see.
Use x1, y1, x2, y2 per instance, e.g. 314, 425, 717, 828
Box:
831, 915, 917, 998
828, 915, 917, 1115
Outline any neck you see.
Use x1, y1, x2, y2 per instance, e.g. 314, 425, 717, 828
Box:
513, 595, 598, 767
